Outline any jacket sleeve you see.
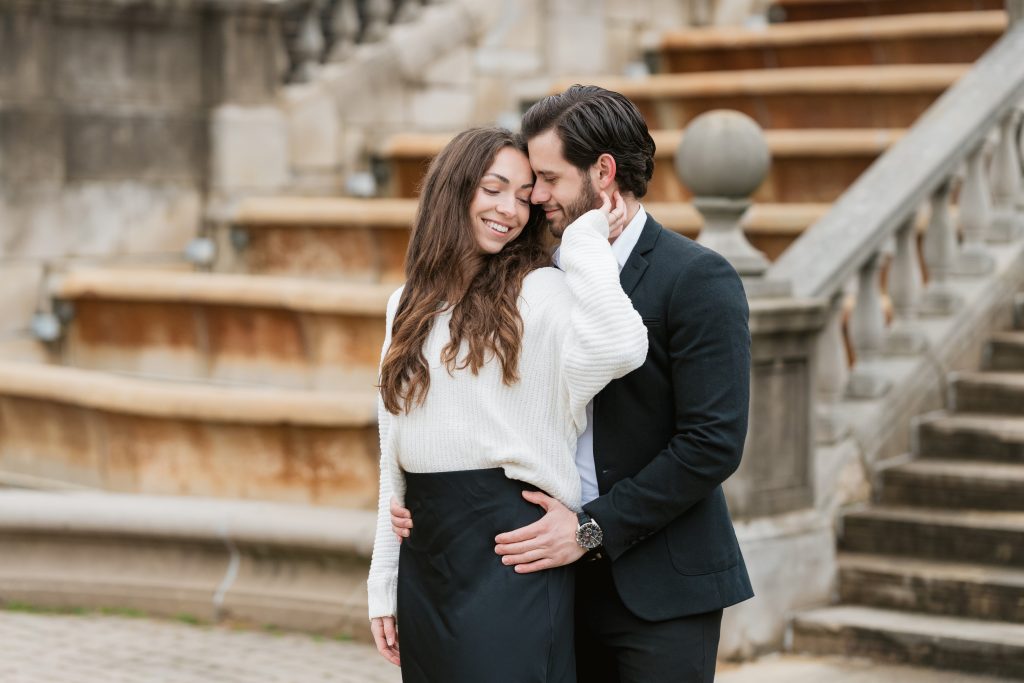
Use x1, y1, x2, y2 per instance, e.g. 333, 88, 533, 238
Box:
366, 287, 405, 619
583, 250, 750, 561
557, 209, 649, 435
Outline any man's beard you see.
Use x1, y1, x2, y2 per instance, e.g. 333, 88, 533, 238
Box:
547, 180, 599, 238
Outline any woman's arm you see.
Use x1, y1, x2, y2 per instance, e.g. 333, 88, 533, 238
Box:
367, 287, 405, 665
557, 193, 649, 432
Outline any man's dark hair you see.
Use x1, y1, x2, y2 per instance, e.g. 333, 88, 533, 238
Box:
521, 84, 657, 198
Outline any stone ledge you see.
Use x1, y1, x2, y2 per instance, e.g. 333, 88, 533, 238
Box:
53, 268, 396, 315
380, 128, 906, 161
661, 10, 1006, 50
0, 361, 376, 426
555, 64, 969, 97
0, 490, 376, 555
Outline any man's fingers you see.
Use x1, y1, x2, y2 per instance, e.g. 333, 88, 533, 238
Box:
495, 519, 543, 545
495, 537, 545, 556
514, 558, 556, 574
500, 548, 548, 566
521, 490, 554, 509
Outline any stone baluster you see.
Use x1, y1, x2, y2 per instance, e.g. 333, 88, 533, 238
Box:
919, 178, 963, 316
956, 142, 996, 275
990, 109, 1024, 242
847, 251, 891, 398
675, 112, 772, 275
815, 292, 850, 443
395, 0, 423, 22
327, 0, 359, 62
885, 215, 927, 353
293, 0, 326, 83
362, 0, 393, 43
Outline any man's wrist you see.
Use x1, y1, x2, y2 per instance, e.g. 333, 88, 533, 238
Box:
575, 511, 604, 550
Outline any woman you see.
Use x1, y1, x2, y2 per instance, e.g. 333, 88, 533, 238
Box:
367, 127, 647, 682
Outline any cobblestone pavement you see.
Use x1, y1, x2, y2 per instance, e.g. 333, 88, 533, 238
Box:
1, 610, 1016, 683
0, 611, 401, 683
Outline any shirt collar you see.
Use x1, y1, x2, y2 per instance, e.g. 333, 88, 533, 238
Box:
552, 204, 647, 272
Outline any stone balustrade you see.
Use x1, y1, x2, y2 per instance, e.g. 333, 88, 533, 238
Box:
767, 4, 1024, 439
283, 0, 445, 83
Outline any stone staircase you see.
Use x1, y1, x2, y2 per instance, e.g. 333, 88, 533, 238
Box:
1, 0, 1019, 656
790, 315, 1024, 677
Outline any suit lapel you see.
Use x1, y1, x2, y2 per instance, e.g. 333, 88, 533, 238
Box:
619, 215, 662, 297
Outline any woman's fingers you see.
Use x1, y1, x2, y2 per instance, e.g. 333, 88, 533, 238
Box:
371, 617, 401, 666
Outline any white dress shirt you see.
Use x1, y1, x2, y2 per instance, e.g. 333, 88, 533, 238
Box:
554, 204, 647, 504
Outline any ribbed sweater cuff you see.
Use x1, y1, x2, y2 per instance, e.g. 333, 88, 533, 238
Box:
367, 575, 398, 619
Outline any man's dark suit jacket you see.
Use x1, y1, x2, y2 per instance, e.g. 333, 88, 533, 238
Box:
583, 213, 754, 621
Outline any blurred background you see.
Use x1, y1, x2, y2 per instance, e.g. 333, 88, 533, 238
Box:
1, 0, 1023, 679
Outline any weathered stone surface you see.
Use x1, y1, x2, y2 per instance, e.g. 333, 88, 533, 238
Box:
727, 298, 827, 518
839, 506, 1024, 567
0, 263, 44, 338
0, 490, 378, 640
660, 12, 1004, 72
0, 363, 379, 506
773, 0, 1003, 23
838, 553, 1024, 622
791, 605, 1024, 679
916, 412, 1024, 462
951, 371, 1024, 414
50, 270, 392, 391
878, 458, 1024, 510
209, 105, 289, 193
720, 510, 835, 658
65, 113, 205, 183
983, 330, 1024, 371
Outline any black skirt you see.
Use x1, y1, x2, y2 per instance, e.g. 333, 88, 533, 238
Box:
397, 468, 576, 683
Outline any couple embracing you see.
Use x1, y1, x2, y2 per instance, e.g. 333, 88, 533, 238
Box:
367, 85, 753, 683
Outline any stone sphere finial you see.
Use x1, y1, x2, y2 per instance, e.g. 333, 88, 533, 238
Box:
675, 110, 771, 199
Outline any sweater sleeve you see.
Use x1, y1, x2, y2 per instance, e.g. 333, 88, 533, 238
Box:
367, 286, 405, 619
558, 210, 649, 432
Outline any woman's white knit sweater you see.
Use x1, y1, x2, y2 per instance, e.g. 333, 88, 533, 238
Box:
367, 209, 649, 619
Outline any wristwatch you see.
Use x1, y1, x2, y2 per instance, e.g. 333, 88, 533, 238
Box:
575, 511, 604, 550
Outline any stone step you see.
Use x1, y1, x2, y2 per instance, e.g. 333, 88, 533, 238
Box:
983, 331, 1024, 372
0, 489, 376, 642
557, 64, 967, 129
838, 553, 1024, 622
50, 268, 394, 391
950, 371, 1024, 416
790, 605, 1024, 678
378, 128, 904, 204
839, 505, 1024, 567
915, 412, 1024, 462
878, 458, 1024, 510
0, 360, 379, 506
659, 11, 1003, 72
224, 198, 835, 275
770, 0, 1004, 23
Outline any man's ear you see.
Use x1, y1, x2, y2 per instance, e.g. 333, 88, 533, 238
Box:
594, 153, 617, 191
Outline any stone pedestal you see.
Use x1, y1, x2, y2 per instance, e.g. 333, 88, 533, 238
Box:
725, 297, 828, 519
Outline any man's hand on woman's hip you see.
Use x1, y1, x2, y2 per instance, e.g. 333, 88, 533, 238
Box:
494, 491, 587, 573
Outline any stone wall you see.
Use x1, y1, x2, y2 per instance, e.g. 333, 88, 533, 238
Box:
0, 0, 285, 348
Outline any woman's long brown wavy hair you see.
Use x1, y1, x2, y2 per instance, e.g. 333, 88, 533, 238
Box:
379, 128, 549, 415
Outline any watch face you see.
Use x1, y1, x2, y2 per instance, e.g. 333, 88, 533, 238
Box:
576, 521, 603, 550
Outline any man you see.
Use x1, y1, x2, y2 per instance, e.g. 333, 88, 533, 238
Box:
393, 85, 753, 682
